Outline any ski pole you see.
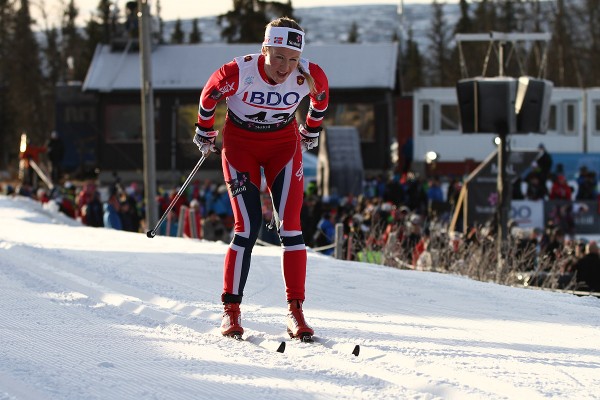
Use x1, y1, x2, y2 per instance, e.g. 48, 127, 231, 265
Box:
147, 153, 210, 238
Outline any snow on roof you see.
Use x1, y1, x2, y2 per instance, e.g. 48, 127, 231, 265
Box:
82, 42, 398, 92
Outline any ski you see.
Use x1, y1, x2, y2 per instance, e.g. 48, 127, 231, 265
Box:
277, 336, 361, 357
276, 341, 286, 353
224, 332, 360, 357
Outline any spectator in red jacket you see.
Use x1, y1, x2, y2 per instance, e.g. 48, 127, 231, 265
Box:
549, 174, 572, 200
183, 199, 203, 239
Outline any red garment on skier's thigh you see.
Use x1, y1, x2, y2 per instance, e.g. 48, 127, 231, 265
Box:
221, 121, 305, 234
220, 120, 307, 300
221, 121, 298, 188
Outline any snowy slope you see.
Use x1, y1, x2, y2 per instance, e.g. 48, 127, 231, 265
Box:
0, 195, 599, 400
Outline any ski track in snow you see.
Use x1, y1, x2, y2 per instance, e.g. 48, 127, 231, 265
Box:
0, 242, 419, 399
1, 195, 600, 400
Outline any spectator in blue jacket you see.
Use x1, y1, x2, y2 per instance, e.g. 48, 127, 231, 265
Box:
314, 212, 336, 255
103, 192, 123, 230
426, 176, 445, 219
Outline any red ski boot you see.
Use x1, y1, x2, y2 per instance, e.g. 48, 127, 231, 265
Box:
286, 300, 314, 342
221, 303, 244, 339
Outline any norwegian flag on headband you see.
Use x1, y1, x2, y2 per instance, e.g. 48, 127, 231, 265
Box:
274, 37, 283, 44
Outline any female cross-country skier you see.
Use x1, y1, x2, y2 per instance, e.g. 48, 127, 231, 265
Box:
193, 17, 329, 341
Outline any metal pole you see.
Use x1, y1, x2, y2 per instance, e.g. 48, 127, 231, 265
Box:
147, 155, 207, 238
334, 223, 344, 260
496, 132, 509, 281
499, 41, 504, 77
498, 135, 509, 241
171, 98, 179, 185
138, 0, 158, 231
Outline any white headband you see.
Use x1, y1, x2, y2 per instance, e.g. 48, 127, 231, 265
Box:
263, 26, 305, 52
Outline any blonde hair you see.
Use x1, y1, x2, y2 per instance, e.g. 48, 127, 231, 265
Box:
266, 17, 317, 94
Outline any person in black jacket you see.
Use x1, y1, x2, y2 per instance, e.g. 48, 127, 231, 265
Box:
573, 241, 600, 292
536, 143, 553, 186
46, 131, 65, 184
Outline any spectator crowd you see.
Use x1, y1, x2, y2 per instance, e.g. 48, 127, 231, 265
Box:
2, 147, 599, 294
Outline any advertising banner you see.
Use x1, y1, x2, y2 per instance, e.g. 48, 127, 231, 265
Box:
544, 200, 600, 235
510, 200, 545, 229
465, 149, 539, 228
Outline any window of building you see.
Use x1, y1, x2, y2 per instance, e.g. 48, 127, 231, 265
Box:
321, 103, 375, 142
176, 103, 227, 144
564, 101, 577, 136
440, 104, 460, 131
105, 105, 142, 142
594, 102, 600, 135
422, 102, 433, 135
547, 104, 557, 132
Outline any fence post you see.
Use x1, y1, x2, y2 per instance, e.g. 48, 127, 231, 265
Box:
346, 235, 353, 260
334, 223, 344, 260
176, 205, 187, 237
189, 207, 198, 239
381, 231, 397, 265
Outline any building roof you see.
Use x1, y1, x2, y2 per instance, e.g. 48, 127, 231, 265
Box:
82, 42, 398, 92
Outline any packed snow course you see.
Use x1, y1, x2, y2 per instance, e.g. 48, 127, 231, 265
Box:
0, 195, 599, 399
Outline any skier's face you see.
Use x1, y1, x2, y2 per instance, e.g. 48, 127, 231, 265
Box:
262, 46, 301, 84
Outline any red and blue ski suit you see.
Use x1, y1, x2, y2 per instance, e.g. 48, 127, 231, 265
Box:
197, 53, 329, 304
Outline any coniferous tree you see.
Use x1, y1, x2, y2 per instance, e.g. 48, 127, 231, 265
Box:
498, 0, 519, 33
43, 26, 62, 85
547, 0, 580, 86
497, 0, 522, 78
462, 0, 498, 77
156, 0, 165, 44
472, 0, 496, 33
219, 0, 296, 44
171, 18, 184, 44
62, 0, 87, 81
95, 0, 112, 44
426, 1, 452, 86
524, 0, 549, 79
83, 9, 106, 75
217, 0, 301, 43
0, 0, 16, 167
189, 19, 202, 44
262, 0, 296, 24
80, 0, 113, 80
219, 0, 269, 43
402, 27, 424, 93
454, 0, 473, 35
571, 0, 600, 86
9, 0, 46, 144
452, 0, 473, 80
347, 21, 359, 43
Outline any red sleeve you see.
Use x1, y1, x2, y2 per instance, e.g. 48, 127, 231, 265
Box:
197, 60, 240, 130
305, 62, 329, 130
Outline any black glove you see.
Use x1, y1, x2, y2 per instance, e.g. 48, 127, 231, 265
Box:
193, 126, 218, 156
299, 124, 321, 152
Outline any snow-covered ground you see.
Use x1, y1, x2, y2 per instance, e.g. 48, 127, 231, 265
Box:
1, 194, 599, 400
